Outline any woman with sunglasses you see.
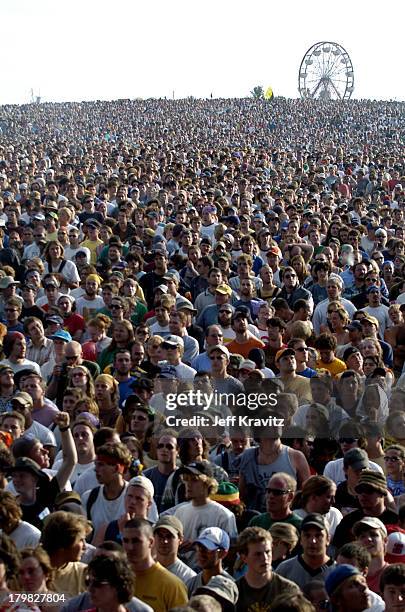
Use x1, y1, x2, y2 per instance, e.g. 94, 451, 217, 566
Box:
67, 366, 95, 399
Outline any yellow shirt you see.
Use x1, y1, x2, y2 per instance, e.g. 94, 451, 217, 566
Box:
316, 358, 347, 378
134, 562, 188, 612
80, 239, 103, 264
53, 561, 86, 599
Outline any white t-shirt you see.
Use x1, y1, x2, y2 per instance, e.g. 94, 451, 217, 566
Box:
323, 457, 384, 485
24, 421, 56, 447
170, 500, 237, 565
167, 559, 196, 583
52, 458, 95, 488
44, 261, 80, 286
82, 483, 128, 532
9, 521, 41, 549
1, 359, 41, 376
75, 295, 105, 320
73, 466, 98, 496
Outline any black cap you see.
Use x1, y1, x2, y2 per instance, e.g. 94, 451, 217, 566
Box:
301, 513, 329, 532
178, 461, 214, 478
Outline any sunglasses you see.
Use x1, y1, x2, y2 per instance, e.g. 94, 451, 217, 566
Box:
339, 438, 358, 445
157, 443, 176, 450
295, 346, 307, 352
266, 488, 292, 496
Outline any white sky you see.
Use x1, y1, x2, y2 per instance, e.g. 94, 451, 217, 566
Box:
1, 0, 404, 104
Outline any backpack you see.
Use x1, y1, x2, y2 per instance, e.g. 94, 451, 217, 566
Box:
86, 486, 101, 520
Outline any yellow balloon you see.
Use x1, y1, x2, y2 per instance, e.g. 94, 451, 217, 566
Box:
264, 87, 274, 100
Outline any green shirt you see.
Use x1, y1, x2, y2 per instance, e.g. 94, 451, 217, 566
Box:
249, 511, 303, 531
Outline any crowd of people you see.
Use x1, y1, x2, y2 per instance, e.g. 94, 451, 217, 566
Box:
0, 96, 404, 612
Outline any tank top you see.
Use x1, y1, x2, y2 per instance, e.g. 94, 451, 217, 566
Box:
239, 445, 296, 512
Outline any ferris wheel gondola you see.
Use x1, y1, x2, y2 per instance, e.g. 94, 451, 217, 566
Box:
298, 42, 354, 100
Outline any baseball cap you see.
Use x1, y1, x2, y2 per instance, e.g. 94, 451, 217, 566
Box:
158, 364, 178, 380
11, 391, 33, 408
343, 448, 369, 471
215, 284, 232, 296
301, 513, 329, 532
275, 348, 295, 362
50, 330, 72, 343
45, 315, 64, 326
361, 313, 379, 327
153, 515, 184, 538
367, 285, 380, 294
325, 565, 361, 597
0, 276, 20, 290
179, 461, 214, 478
346, 321, 362, 332
194, 527, 230, 551
385, 529, 405, 563
207, 344, 230, 359
343, 347, 361, 361
353, 516, 387, 538
176, 298, 197, 313
162, 335, 184, 349
127, 475, 154, 499
154, 284, 168, 294
239, 359, 257, 372
267, 246, 282, 257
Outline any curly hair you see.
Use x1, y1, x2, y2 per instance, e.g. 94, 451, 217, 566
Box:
86, 555, 135, 603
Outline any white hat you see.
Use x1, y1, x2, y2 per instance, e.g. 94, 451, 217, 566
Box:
128, 476, 154, 499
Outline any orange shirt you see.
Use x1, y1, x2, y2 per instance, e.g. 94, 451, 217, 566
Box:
227, 336, 266, 358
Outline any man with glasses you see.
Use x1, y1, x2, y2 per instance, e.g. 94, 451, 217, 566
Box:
279, 266, 313, 311
143, 430, 178, 513
288, 338, 317, 378
191, 325, 225, 373
249, 472, 302, 531
46, 340, 100, 406
3, 297, 24, 333
65, 229, 90, 262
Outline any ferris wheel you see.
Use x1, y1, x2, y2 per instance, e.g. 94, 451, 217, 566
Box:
298, 42, 354, 100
